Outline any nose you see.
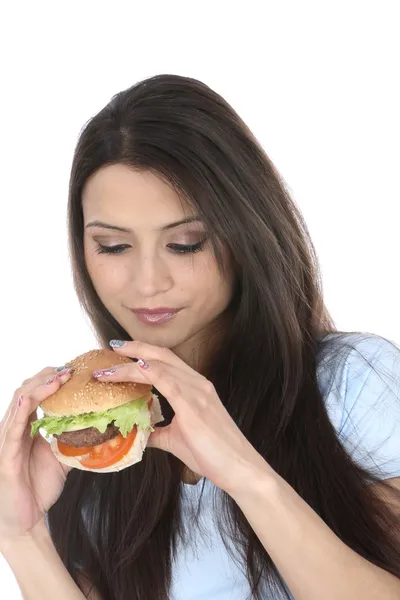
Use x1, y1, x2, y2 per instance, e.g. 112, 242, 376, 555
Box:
133, 251, 173, 297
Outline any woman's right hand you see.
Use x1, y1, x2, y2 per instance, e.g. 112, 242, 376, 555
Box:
0, 366, 73, 550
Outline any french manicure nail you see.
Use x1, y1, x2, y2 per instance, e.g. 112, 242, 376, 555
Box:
109, 340, 126, 348
137, 358, 150, 370
57, 367, 72, 377
93, 367, 117, 378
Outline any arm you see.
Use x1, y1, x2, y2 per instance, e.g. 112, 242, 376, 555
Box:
100, 338, 400, 599
1, 521, 102, 600
232, 465, 400, 600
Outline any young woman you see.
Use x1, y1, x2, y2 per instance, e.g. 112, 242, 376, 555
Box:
1, 74, 400, 600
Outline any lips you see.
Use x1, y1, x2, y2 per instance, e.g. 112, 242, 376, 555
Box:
133, 307, 180, 315
131, 307, 181, 325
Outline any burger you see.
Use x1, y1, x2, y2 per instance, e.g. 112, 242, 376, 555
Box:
30, 349, 164, 473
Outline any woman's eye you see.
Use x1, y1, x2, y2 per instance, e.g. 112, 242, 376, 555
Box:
167, 240, 206, 254
95, 244, 130, 255
94, 239, 207, 256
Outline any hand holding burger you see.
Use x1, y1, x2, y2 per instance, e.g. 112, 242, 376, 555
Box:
92, 340, 272, 499
0, 365, 74, 546
0, 348, 163, 549
30, 349, 164, 473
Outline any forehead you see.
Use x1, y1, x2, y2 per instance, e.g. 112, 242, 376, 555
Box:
82, 164, 195, 224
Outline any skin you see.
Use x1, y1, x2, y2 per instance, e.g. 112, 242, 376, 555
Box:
85, 163, 400, 598
82, 164, 235, 371
0, 161, 237, 549
1, 164, 399, 599
0, 368, 73, 548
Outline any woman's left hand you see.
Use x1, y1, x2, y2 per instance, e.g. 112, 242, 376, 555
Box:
92, 340, 271, 497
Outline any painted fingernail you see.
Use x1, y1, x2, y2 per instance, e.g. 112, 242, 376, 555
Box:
93, 367, 117, 378
45, 376, 56, 385
137, 358, 150, 370
18, 394, 23, 407
109, 340, 126, 348
56, 367, 72, 378
56, 365, 70, 373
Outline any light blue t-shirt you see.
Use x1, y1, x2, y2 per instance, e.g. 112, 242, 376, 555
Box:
170, 333, 400, 600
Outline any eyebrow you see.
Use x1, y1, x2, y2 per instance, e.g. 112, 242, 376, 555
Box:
85, 216, 201, 233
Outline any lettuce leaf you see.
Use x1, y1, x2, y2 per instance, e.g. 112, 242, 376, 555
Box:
30, 397, 153, 439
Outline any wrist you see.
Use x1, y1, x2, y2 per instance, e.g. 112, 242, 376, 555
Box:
1, 518, 50, 559
224, 452, 281, 503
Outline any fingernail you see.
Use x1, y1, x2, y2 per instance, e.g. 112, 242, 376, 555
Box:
56, 367, 72, 378
45, 376, 56, 385
137, 358, 150, 370
18, 394, 23, 407
109, 340, 126, 348
56, 365, 70, 373
93, 367, 117, 378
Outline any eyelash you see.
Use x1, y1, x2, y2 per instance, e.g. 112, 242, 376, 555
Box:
94, 240, 207, 255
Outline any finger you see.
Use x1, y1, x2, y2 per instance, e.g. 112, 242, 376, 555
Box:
0, 367, 71, 441
0, 392, 21, 443
92, 358, 205, 413
0, 370, 73, 464
92, 361, 151, 384
19, 365, 69, 400
109, 340, 187, 369
0, 375, 44, 436
21, 366, 58, 387
0, 381, 31, 436
0, 392, 30, 461
23, 367, 73, 425
35, 366, 72, 389
128, 359, 208, 412
19, 367, 73, 425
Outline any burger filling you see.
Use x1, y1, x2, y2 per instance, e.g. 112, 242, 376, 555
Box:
30, 396, 153, 440
30, 396, 154, 469
56, 427, 138, 468
55, 422, 120, 447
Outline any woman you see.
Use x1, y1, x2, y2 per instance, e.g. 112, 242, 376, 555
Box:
1, 74, 400, 600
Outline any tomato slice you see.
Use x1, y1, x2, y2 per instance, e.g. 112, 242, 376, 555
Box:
57, 441, 94, 457
79, 428, 137, 469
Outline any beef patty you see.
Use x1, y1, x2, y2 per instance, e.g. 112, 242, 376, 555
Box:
55, 422, 120, 447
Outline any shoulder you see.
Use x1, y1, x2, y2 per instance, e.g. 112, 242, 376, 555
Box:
317, 332, 400, 480
317, 331, 400, 400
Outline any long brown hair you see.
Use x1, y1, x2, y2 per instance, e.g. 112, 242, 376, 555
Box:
48, 74, 400, 599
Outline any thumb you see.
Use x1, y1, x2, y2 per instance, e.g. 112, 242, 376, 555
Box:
34, 434, 73, 478
146, 426, 173, 453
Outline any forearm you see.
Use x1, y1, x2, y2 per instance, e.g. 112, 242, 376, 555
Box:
232, 465, 400, 600
1, 521, 86, 600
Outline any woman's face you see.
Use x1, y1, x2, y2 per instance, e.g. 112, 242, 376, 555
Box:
82, 164, 234, 364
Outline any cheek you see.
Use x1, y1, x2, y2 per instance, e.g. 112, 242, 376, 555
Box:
189, 254, 234, 305
85, 253, 130, 296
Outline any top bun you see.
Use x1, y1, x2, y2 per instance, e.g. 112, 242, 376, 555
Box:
40, 349, 152, 417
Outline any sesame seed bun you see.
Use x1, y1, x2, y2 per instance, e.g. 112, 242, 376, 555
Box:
40, 349, 152, 417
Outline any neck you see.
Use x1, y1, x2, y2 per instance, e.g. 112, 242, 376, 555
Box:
182, 466, 203, 485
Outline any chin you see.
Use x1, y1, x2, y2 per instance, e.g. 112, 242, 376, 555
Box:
130, 330, 188, 350
122, 321, 197, 352
118, 309, 204, 352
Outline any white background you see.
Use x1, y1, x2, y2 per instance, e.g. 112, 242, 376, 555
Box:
1, 1, 399, 597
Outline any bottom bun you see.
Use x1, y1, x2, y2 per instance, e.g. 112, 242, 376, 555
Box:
49, 393, 164, 473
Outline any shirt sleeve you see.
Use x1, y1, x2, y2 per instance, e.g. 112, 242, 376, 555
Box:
324, 333, 400, 480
